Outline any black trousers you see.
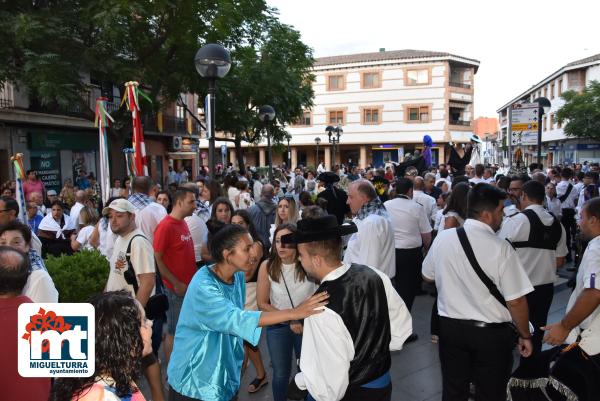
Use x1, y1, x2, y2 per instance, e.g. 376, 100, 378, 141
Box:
439, 317, 514, 401
525, 283, 554, 355
561, 209, 576, 260
341, 383, 392, 401
393, 247, 423, 311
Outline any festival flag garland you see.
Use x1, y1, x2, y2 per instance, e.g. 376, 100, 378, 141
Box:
10, 153, 28, 223
95, 97, 114, 205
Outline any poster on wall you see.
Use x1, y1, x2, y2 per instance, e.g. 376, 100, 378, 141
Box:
30, 150, 62, 194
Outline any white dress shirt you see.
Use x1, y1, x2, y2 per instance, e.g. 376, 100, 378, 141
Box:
343, 214, 396, 278
295, 263, 412, 401
498, 204, 568, 286
69, 202, 85, 230
184, 214, 208, 263
546, 196, 562, 219
384, 196, 432, 249
423, 219, 533, 323
135, 202, 167, 244
469, 177, 486, 185
556, 180, 578, 209
413, 190, 437, 227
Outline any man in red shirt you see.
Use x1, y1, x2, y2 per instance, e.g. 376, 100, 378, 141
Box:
154, 186, 197, 366
0, 246, 51, 401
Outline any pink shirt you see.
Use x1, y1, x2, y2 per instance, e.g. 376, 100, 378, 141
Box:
23, 179, 45, 200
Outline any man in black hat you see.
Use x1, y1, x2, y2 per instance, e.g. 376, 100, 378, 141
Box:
316, 172, 350, 225
283, 215, 412, 401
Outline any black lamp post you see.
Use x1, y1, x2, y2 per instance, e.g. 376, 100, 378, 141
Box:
259, 105, 276, 180
194, 44, 231, 179
286, 134, 292, 166
314, 137, 321, 168
326, 124, 343, 169
533, 97, 551, 168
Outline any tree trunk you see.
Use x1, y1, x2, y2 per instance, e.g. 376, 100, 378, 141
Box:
235, 135, 246, 175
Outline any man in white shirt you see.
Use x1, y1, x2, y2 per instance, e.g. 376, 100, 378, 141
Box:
344, 179, 395, 279
128, 176, 168, 244
283, 215, 412, 401
317, 161, 326, 174
69, 190, 87, 231
181, 183, 208, 266
468, 164, 486, 185
384, 178, 432, 343
413, 177, 437, 227
423, 183, 534, 401
556, 167, 578, 262
544, 197, 600, 353
499, 180, 568, 354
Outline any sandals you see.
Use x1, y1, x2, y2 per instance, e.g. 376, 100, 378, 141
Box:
248, 376, 268, 393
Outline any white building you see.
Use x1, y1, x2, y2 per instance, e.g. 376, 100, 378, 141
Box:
213, 49, 480, 170
496, 53, 600, 166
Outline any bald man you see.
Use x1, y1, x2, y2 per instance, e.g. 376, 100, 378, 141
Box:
69, 190, 88, 231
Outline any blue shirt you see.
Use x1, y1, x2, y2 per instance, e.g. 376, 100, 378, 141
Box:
167, 266, 262, 401
28, 214, 43, 234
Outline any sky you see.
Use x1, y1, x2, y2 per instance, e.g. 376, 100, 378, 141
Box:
267, 0, 600, 118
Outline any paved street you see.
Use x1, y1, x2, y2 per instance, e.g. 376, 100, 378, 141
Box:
140, 276, 573, 401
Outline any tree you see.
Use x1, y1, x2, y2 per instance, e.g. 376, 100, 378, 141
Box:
556, 80, 600, 141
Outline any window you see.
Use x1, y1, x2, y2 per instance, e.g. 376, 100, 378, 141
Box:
176, 105, 185, 119
327, 74, 345, 91
543, 115, 547, 132
294, 111, 311, 126
550, 83, 555, 99
543, 87, 547, 98
550, 113, 554, 130
328, 110, 345, 125
557, 117, 562, 129
406, 69, 430, 85
362, 72, 381, 89
362, 107, 381, 124
405, 105, 430, 123
558, 79, 563, 96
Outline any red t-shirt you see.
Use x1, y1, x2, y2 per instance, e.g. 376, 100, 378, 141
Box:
0, 295, 51, 401
153, 215, 197, 290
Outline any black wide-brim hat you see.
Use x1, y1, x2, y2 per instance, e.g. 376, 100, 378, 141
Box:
281, 215, 357, 245
317, 172, 340, 183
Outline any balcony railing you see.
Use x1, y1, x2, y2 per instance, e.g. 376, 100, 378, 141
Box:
0, 83, 14, 109
450, 120, 471, 126
143, 114, 202, 136
449, 81, 472, 89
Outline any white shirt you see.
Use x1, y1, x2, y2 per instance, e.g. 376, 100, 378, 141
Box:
69, 202, 85, 230
253, 180, 263, 200
228, 186, 240, 208
438, 211, 464, 232
135, 202, 167, 244
556, 180, 578, 209
268, 263, 317, 309
343, 214, 396, 278
413, 190, 437, 227
435, 177, 452, 187
75, 225, 95, 250
317, 163, 326, 174
184, 214, 208, 262
30, 232, 42, 255
469, 177, 486, 185
23, 269, 59, 303
98, 220, 116, 260
546, 196, 562, 219
498, 204, 568, 286
106, 229, 156, 298
423, 219, 533, 323
433, 208, 444, 231
384, 196, 432, 249
295, 263, 412, 401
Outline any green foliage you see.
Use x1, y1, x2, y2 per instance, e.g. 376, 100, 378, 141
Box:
556, 80, 600, 141
45, 250, 109, 303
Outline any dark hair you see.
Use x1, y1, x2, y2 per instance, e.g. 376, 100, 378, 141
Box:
132, 176, 152, 194
497, 175, 511, 191
26, 169, 34, 175
267, 223, 306, 283
511, 174, 530, 184
302, 205, 328, 219
467, 183, 507, 219
561, 167, 573, 179
522, 180, 545, 204
205, 179, 223, 204
577, 171, 585, 181
0, 196, 19, 215
394, 178, 413, 196
583, 197, 600, 220
156, 190, 171, 203
50, 200, 65, 210
232, 210, 260, 244
298, 191, 314, 207
0, 246, 30, 295
172, 187, 197, 205
475, 164, 484, 177
444, 182, 469, 219
0, 220, 32, 245
210, 197, 234, 223
50, 291, 144, 401
451, 175, 470, 188
210, 224, 249, 263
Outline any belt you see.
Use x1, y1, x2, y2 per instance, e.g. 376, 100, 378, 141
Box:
361, 371, 391, 389
441, 316, 510, 329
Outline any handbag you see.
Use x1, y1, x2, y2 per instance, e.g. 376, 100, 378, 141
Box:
123, 234, 169, 320
456, 227, 531, 342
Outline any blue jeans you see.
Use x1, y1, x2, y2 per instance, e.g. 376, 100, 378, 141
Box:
266, 324, 302, 401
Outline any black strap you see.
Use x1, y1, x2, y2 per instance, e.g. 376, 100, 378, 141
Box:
125, 234, 164, 295
456, 227, 507, 309
280, 267, 295, 308
558, 183, 573, 203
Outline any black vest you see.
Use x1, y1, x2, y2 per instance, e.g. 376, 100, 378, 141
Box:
315, 264, 391, 387
511, 209, 562, 250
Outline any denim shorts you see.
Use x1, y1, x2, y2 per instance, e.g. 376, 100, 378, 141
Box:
165, 287, 185, 335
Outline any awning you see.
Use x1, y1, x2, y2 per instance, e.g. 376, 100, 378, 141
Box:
449, 101, 467, 108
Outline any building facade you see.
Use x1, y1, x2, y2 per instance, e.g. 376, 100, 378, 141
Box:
496, 54, 600, 166
207, 49, 480, 170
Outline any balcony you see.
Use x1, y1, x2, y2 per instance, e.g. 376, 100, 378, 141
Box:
143, 114, 202, 137
449, 81, 472, 89
449, 120, 471, 126
0, 84, 14, 109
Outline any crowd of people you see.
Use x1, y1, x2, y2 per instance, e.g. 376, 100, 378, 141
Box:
2, 150, 600, 401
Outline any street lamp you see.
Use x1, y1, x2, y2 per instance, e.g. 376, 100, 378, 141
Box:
314, 137, 321, 168
286, 133, 292, 167
258, 105, 276, 180
533, 96, 551, 169
194, 43, 231, 179
325, 124, 343, 169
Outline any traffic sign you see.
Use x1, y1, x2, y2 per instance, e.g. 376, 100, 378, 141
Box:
511, 103, 539, 146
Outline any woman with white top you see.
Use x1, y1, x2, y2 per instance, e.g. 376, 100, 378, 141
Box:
438, 182, 468, 232
236, 181, 255, 210
71, 206, 99, 252
269, 196, 300, 246
257, 224, 317, 401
